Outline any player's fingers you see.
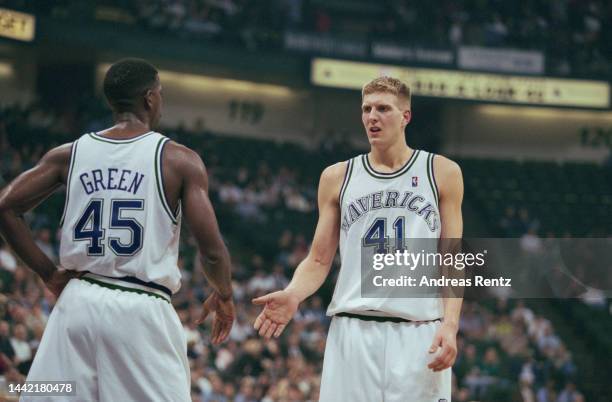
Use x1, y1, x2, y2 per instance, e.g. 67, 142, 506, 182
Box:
210, 317, 221, 344
437, 345, 453, 362
254, 312, 265, 330
427, 346, 447, 370
433, 356, 453, 372
432, 355, 450, 371
212, 316, 231, 345
197, 299, 213, 325
431, 349, 454, 371
427, 355, 442, 370
273, 324, 286, 338
263, 323, 277, 339
428, 334, 442, 353
252, 294, 272, 305
218, 320, 232, 343
258, 319, 272, 337
217, 315, 233, 343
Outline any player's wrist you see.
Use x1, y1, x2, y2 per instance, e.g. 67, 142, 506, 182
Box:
216, 289, 233, 301
442, 319, 459, 333
283, 288, 302, 305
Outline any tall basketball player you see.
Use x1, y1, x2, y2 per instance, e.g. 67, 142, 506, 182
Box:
253, 77, 463, 401
0, 59, 234, 401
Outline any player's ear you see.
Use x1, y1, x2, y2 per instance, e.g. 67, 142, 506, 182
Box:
144, 90, 154, 111
403, 109, 412, 126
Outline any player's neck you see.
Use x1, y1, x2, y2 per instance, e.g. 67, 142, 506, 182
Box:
368, 143, 413, 171
99, 113, 153, 139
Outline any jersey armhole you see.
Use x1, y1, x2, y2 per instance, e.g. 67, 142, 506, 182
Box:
154, 137, 179, 225
427, 153, 440, 207
59, 140, 79, 227
338, 158, 354, 206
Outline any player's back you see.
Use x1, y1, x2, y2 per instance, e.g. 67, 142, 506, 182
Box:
59, 131, 182, 294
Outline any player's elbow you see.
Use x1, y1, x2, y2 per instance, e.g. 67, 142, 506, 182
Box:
201, 243, 230, 266
0, 195, 12, 216
309, 253, 334, 272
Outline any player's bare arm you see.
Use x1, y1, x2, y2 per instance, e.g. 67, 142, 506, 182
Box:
163, 141, 235, 344
0, 143, 79, 296
252, 161, 346, 339
428, 155, 464, 372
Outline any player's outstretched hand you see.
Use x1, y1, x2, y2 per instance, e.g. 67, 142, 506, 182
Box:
252, 290, 299, 339
198, 292, 235, 345
427, 322, 458, 372
45, 270, 81, 298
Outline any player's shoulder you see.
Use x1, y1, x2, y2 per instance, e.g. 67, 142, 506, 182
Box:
163, 139, 197, 159
42, 142, 74, 165
321, 160, 349, 183
318, 160, 352, 203
431, 153, 463, 197
160, 138, 203, 164
432, 153, 462, 180
161, 140, 207, 178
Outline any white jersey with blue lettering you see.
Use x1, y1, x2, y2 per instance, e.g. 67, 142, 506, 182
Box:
59, 131, 182, 294
326, 149, 444, 321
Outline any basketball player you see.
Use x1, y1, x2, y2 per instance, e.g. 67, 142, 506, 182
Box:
253, 77, 463, 401
0, 59, 234, 401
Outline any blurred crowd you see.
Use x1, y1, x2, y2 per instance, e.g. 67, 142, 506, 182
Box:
3, 0, 611, 78
0, 103, 596, 401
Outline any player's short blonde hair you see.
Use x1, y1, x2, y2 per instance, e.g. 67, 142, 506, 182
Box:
362, 76, 411, 108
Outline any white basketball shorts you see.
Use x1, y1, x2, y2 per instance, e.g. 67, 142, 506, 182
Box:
319, 315, 451, 402
22, 277, 190, 402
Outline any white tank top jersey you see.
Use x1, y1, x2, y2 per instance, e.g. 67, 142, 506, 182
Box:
327, 150, 444, 321
59, 131, 182, 294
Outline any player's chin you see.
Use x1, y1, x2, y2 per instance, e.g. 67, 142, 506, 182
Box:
368, 136, 386, 146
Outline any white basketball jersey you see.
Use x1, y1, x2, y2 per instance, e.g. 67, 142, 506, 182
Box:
59, 131, 182, 293
327, 150, 444, 321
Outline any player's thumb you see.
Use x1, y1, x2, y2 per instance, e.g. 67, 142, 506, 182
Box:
252, 293, 272, 305
429, 333, 442, 353
197, 298, 213, 325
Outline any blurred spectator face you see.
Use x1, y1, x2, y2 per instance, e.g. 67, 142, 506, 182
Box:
13, 323, 27, 340
239, 381, 254, 398
0, 320, 9, 336
210, 373, 224, 393
223, 383, 235, 398
361, 92, 410, 148
484, 347, 499, 364
287, 384, 303, 400
465, 344, 477, 359
243, 339, 263, 357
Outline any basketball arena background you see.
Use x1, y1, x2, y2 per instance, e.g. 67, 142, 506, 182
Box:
0, 1, 611, 401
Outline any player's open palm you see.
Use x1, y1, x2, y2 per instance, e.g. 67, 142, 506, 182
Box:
252, 290, 299, 339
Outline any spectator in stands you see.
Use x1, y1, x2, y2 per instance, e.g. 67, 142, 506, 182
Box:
9, 323, 31, 374
0, 320, 15, 374
34, 228, 57, 263
557, 381, 583, 402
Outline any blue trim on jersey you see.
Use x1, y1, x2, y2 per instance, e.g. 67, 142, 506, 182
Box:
88, 131, 155, 144
59, 140, 79, 227
339, 158, 354, 206
362, 150, 420, 179
427, 153, 440, 207
154, 137, 178, 225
